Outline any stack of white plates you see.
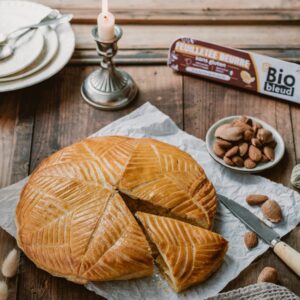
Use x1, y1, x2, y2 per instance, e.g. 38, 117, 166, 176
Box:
0, 1, 75, 92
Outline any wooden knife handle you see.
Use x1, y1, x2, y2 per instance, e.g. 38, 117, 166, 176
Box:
273, 241, 300, 276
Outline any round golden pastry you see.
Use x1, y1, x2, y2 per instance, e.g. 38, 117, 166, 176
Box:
16, 136, 217, 284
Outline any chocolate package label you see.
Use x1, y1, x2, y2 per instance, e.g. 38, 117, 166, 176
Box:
168, 37, 300, 105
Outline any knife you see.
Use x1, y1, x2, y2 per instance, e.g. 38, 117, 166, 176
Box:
218, 194, 300, 276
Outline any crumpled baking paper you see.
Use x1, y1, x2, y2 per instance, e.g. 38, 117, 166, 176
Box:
0, 102, 299, 300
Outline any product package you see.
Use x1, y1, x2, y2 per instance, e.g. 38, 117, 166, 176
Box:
168, 37, 300, 105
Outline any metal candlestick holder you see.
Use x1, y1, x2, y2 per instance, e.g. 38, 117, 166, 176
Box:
81, 25, 138, 110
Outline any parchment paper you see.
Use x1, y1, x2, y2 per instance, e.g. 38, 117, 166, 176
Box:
0, 102, 299, 300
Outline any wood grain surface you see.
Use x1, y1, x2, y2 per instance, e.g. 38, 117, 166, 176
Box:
0, 0, 300, 299
1, 65, 300, 299
31, 0, 300, 63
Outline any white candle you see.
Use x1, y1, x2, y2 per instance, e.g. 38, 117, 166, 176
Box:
97, 0, 115, 41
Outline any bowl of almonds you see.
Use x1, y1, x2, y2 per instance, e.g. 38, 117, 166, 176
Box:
206, 115, 285, 173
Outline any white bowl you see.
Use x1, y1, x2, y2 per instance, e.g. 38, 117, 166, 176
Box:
206, 116, 285, 173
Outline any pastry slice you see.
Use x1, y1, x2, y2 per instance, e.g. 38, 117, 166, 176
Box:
118, 138, 217, 229
136, 212, 228, 292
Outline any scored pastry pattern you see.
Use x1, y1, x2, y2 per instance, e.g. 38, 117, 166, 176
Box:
136, 212, 228, 292
16, 136, 218, 284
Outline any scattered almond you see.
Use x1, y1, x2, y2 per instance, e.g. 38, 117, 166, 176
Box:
257, 128, 273, 144
225, 146, 239, 158
249, 145, 262, 162
261, 200, 282, 223
223, 156, 235, 166
263, 146, 275, 161
213, 143, 225, 158
244, 158, 256, 169
1, 249, 19, 278
246, 194, 268, 205
257, 266, 278, 283
0, 281, 8, 300
232, 156, 244, 167
239, 142, 249, 157
244, 231, 258, 249
216, 138, 232, 149
251, 138, 262, 148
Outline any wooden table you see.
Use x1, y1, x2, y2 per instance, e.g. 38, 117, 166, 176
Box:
1, 0, 300, 299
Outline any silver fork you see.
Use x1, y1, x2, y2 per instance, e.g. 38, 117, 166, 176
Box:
0, 10, 59, 45
0, 12, 72, 61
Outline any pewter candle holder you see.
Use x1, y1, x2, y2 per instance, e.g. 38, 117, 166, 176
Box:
81, 25, 138, 110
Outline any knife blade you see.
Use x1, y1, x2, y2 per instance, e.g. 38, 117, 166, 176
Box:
217, 194, 279, 245
218, 193, 300, 277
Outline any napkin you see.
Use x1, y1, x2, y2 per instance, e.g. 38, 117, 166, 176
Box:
0, 102, 299, 300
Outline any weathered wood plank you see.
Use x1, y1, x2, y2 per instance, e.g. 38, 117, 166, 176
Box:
291, 106, 300, 162
183, 76, 300, 294
33, 0, 300, 11
33, 0, 300, 24
65, 9, 300, 25
73, 24, 300, 50
17, 65, 183, 300
71, 48, 300, 65
0, 92, 35, 300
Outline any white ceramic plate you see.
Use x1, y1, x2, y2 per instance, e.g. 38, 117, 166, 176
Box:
0, 26, 44, 77
0, 27, 58, 82
206, 116, 285, 173
0, 1, 75, 92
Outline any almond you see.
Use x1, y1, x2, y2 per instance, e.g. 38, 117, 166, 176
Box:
232, 120, 253, 132
239, 115, 251, 124
249, 145, 262, 162
251, 138, 262, 148
223, 156, 235, 166
252, 122, 262, 135
215, 124, 231, 138
244, 231, 258, 249
232, 156, 244, 167
216, 138, 233, 149
257, 267, 278, 283
261, 154, 270, 163
244, 158, 256, 169
253, 121, 262, 129
225, 146, 239, 158
239, 142, 249, 157
215, 125, 244, 141
213, 143, 225, 158
245, 116, 253, 126
257, 128, 273, 144
244, 129, 254, 141
267, 140, 277, 149
261, 200, 282, 223
246, 194, 268, 205
263, 146, 275, 161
